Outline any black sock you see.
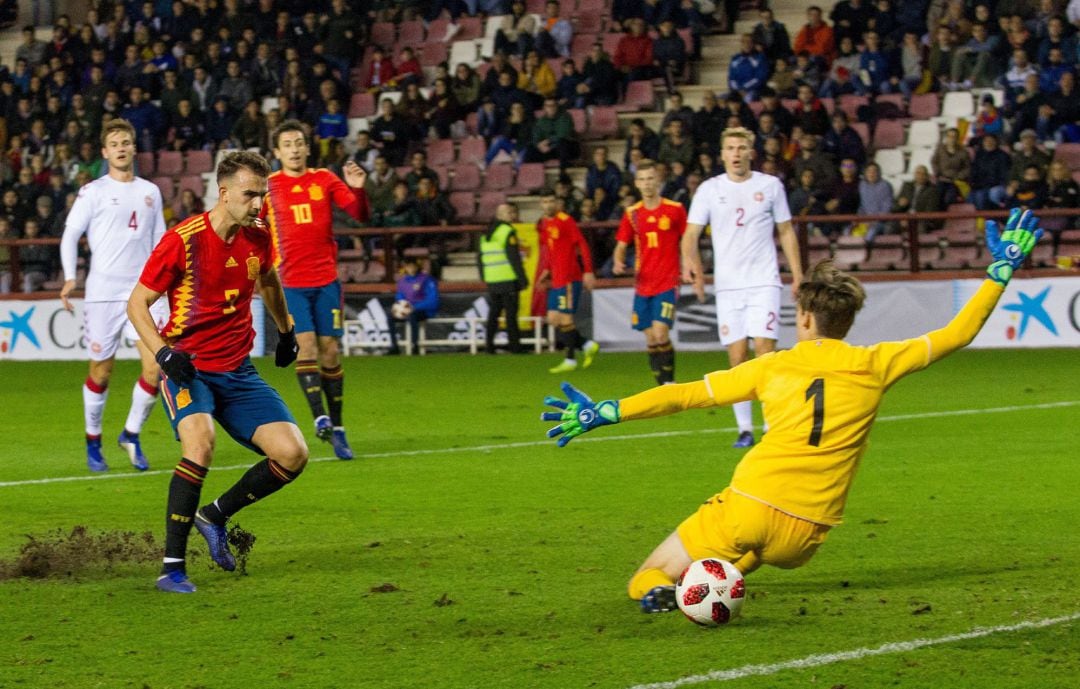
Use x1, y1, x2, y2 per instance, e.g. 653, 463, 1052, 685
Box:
559, 325, 579, 359
320, 365, 344, 427
200, 459, 301, 525
162, 458, 207, 574
647, 345, 662, 385
296, 359, 325, 419
656, 341, 675, 384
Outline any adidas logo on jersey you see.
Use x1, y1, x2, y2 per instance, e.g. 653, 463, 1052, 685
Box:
291, 185, 303, 193
225, 256, 238, 268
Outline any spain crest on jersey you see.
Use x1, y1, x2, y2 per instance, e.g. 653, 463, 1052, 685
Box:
246, 256, 261, 280
659, 216, 671, 230
309, 184, 324, 201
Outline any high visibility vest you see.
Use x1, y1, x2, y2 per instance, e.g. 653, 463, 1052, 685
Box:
480, 222, 517, 283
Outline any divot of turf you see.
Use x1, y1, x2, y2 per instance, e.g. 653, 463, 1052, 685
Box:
0, 526, 160, 579
226, 523, 256, 575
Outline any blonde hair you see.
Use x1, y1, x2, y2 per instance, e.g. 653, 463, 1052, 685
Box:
720, 126, 755, 147
100, 118, 136, 147
796, 260, 866, 339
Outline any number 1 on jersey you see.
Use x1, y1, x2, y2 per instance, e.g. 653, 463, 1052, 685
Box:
805, 378, 824, 446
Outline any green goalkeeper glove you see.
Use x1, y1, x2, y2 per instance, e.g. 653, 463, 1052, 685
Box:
984, 208, 1044, 286
542, 382, 620, 447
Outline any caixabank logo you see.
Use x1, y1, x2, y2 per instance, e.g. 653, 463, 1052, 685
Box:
0, 306, 41, 353
1001, 286, 1058, 341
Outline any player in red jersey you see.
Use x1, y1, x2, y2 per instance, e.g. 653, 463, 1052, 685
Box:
537, 189, 600, 373
263, 119, 370, 460
613, 160, 687, 384
128, 152, 305, 594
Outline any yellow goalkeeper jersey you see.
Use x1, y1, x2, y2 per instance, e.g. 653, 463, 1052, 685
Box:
620, 280, 1006, 527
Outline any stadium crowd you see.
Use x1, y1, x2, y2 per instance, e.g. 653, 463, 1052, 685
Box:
2, 0, 1080, 295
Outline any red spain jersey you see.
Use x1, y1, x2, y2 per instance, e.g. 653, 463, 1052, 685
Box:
138, 212, 273, 372
615, 198, 686, 296
261, 168, 370, 288
538, 212, 593, 288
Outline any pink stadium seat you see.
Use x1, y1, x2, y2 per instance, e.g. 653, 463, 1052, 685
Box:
525, 0, 546, 13
677, 28, 693, 55
450, 164, 482, 191
571, 33, 598, 59
419, 42, 449, 67
136, 152, 155, 176
456, 17, 484, 41
427, 139, 455, 166
398, 21, 425, 45
872, 120, 905, 150
861, 234, 906, 271
178, 175, 205, 197
449, 191, 476, 220
575, 14, 604, 34
587, 106, 619, 138
1056, 229, 1080, 261
876, 93, 906, 117
371, 22, 396, 48
781, 98, 800, 112
831, 236, 867, 271
151, 176, 176, 201
807, 234, 831, 265
928, 242, 979, 270
348, 92, 376, 118
602, 33, 622, 56
509, 163, 545, 194
484, 163, 514, 191
838, 94, 868, 122
185, 150, 213, 175
1053, 143, 1080, 170
465, 111, 479, 135
433, 166, 450, 190
909, 94, 940, 119
818, 97, 835, 115
850, 122, 870, 147
568, 108, 587, 136
157, 151, 183, 176
615, 80, 655, 112
1029, 237, 1056, 267
458, 137, 486, 165
943, 204, 977, 242
474, 191, 505, 222
577, 0, 606, 11
427, 18, 453, 43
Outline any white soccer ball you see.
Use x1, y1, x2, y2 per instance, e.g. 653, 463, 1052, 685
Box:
391, 299, 413, 319
675, 558, 746, 626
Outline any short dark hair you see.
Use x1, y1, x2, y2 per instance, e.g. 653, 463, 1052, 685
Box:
271, 118, 308, 149
216, 150, 271, 184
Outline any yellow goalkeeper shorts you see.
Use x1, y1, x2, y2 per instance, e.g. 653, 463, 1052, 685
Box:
676, 487, 832, 570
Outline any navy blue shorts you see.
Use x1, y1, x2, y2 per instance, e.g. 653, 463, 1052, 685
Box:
547, 281, 582, 314
284, 282, 344, 337
159, 359, 297, 454
632, 289, 677, 331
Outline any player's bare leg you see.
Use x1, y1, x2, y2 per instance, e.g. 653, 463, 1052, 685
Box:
317, 335, 352, 460
294, 330, 331, 440
645, 322, 674, 385
83, 357, 116, 472
118, 340, 161, 471
629, 530, 694, 612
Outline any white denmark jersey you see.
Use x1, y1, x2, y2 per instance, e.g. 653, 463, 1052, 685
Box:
60, 175, 166, 302
687, 171, 791, 291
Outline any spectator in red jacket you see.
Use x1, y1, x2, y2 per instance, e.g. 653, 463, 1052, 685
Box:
362, 46, 395, 93
793, 6, 835, 67
389, 47, 422, 89
614, 18, 657, 98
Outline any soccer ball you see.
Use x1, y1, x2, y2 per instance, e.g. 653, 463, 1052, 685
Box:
391, 299, 413, 320
675, 558, 746, 626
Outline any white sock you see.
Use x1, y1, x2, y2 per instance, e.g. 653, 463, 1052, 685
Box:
733, 401, 753, 434
124, 378, 159, 435
83, 380, 108, 437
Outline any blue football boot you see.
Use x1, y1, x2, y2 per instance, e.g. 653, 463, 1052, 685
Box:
314, 415, 333, 442
194, 509, 236, 571
732, 431, 755, 449
117, 430, 149, 471
86, 437, 108, 472
641, 585, 679, 613
156, 570, 196, 593
331, 428, 354, 460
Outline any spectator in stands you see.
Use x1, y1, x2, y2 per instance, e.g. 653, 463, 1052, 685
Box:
792, 132, 837, 190
1038, 16, 1075, 67
756, 112, 787, 152
496, 1, 538, 57
0, 217, 11, 293
485, 100, 534, 167
405, 151, 439, 192
691, 91, 725, 153
968, 133, 1011, 210
932, 127, 972, 206
582, 42, 620, 106
452, 64, 482, 113
389, 255, 440, 356
1038, 47, 1072, 95
371, 97, 410, 166
1002, 48, 1038, 98
1049, 72, 1080, 142
172, 188, 204, 227
927, 26, 957, 91
352, 131, 378, 172
792, 83, 830, 137
556, 59, 587, 110
366, 155, 400, 217
218, 59, 254, 113
893, 164, 943, 234
518, 50, 558, 109
396, 82, 430, 140
728, 34, 769, 101
654, 19, 688, 94
191, 66, 218, 113
822, 111, 866, 168
615, 18, 657, 94
528, 97, 577, 167
554, 173, 584, 218
972, 95, 1005, 143
794, 6, 836, 66
389, 47, 423, 89
426, 78, 461, 139
751, 8, 793, 64
482, 52, 519, 98
1007, 163, 1048, 208
1009, 129, 1051, 183
32, 195, 61, 237
0, 188, 25, 229
537, 0, 573, 58
952, 22, 1000, 90
379, 180, 420, 229
1008, 72, 1043, 134
578, 197, 601, 223
758, 135, 790, 183
819, 35, 862, 97
16, 26, 45, 69
755, 89, 791, 138
18, 217, 53, 293
490, 69, 529, 120
167, 98, 205, 152
1043, 160, 1080, 232
363, 46, 395, 93
661, 91, 695, 134
857, 162, 894, 242
822, 158, 861, 236
789, 168, 827, 220
719, 91, 759, 131
316, 99, 349, 153
204, 96, 236, 149
657, 119, 694, 169
586, 146, 623, 220
831, 0, 873, 45
414, 176, 457, 228
160, 70, 193, 122
859, 31, 892, 95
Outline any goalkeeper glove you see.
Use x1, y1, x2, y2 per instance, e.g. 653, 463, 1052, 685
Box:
984, 207, 1043, 286
541, 382, 620, 447
276, 327, 298, 367
155, 346, 196, 386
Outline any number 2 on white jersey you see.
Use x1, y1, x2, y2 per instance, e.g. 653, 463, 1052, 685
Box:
735, 208, 745, 227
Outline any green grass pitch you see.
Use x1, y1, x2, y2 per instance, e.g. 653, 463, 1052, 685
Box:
1, 350, 1077, 689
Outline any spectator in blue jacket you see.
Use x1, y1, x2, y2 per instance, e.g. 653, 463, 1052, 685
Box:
821, 111, 866, 168
390, 256, 440, 355
728, 34, 768, 101
653, 19, 687, 93
585, 146, 623, 220
859, 31, 891, 94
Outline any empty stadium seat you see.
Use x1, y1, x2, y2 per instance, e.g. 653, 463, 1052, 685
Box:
904, 120, 940, 151
185, 150, 213, 175
928, 242, 979, 270
616, 80, 655, 112
449, 191, 476, 220
862, 234, 906, 271
178, 175, 205, 197
873, 120, 905, 150
458, 137, 486, 165
851, 122, 870, 147
449, 40, 480, 68
371, 22, 396, 48
875, 93, 906, 117
575, 13, 604, 34
419, 42, 449, 67
456, 17, 484, 40
1053, 143, 1080, 169
427, 139, 455, 166
398, 21, 425, 45
807, 234, 832, 264
942, 204, 977, 241
136, 152, 155, 176
568, 108, 587, 136
939, 92, 975, 121
874, 148, 905, 177
151, 176, 175, 201
157, 151, 183, 176
484, 163, 514, 190
832, 236, 867, 271
909, 94, 940, 119
838, 94, 868, 122
474, 191, 505, 222
348, 92, 376, 118
577, 0, 606, 11
571, 33, 598, 58
450, 164, 482, 191
907, 147, 935, 175
587, 106, 619, 138
508, 163, 545, 194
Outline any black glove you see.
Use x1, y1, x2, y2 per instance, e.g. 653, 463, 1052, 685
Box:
155, 346, 196, 386
276, 327, 298, 367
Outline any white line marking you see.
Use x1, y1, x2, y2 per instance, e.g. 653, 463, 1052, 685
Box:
1, 400, 1076, 489
626, 612, 1080, 689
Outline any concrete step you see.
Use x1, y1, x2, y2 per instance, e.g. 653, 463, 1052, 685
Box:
441, 265, 481, 282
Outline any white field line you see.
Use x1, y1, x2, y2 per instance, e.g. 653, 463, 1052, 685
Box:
626, 612, 1080, 689
1, 400, 1077, 489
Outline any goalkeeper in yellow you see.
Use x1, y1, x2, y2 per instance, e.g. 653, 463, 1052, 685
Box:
542, 209, 1043, 613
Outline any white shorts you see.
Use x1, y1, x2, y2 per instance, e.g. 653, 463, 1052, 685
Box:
714, 286, 781, 346
84, 299, 169, 361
